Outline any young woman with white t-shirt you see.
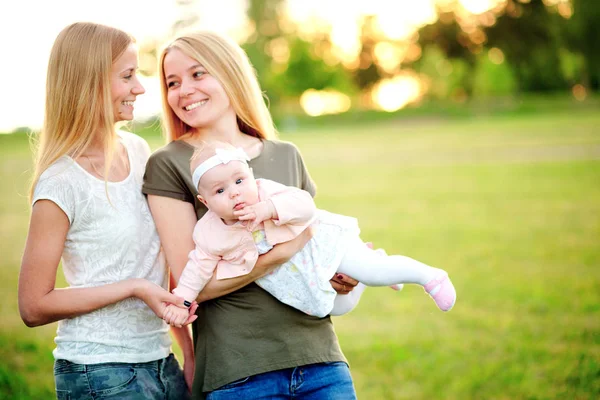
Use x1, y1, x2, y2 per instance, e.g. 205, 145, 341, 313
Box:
18, 22, 198, 399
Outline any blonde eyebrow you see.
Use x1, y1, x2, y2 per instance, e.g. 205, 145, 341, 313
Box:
120, 67, 135, 75
166, 64, 204, 80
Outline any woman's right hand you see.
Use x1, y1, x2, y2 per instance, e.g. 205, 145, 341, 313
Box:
133, 279, 197, 324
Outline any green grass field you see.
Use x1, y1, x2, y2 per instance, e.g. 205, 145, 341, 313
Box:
1, 106, 599, 399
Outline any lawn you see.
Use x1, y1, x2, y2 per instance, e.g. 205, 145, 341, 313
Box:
1, 106, 599, 399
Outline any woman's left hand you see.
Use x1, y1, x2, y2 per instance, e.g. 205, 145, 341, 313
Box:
330, 241, 377, 294
330, 273, 359, 295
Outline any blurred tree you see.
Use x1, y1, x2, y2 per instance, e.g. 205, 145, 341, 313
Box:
472, 49, 517, 97
266, 36, 356, 97
242, 0, 285, 105
414, 13, 477, 95
243, 0, 356, 111
415, 45, 471, 100
417, 12, 477, 65
414, 0, 588, 94
485, 0, 568, 92
565, 0, 600, 90
354, 15, 384, 91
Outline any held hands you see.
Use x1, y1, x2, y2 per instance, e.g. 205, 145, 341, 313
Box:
133, 279, 197, 324
162, 302, 198, 328
234, 200, 276, 231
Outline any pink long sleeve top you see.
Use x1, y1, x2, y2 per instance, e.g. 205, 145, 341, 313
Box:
173, 178, 317, 301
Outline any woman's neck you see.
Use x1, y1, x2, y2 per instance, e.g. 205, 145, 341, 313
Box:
186, 123, 259, 147
81, 129, 116, 157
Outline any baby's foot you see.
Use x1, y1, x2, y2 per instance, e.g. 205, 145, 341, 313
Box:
389, 284, 404, 292
424, 273, 456, 312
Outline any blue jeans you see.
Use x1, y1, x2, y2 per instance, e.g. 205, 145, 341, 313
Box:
205, 362, 357, 400
54, 353, 189, 400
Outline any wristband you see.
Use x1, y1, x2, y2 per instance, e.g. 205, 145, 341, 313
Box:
183, 300, 192, 308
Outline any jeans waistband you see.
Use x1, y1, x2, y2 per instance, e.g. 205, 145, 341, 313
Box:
54, 353, 173, 375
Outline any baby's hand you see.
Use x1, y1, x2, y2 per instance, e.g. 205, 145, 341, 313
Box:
234, 200, 276, 231
163, 303, 192, 327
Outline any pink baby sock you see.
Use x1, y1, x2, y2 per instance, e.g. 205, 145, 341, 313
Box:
423, 273, 456, 312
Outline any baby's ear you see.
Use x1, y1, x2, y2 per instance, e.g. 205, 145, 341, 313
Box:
197, 194, 207, 206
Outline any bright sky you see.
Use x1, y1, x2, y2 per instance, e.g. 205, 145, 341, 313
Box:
0, 0, 502, 132
0, 0, 247, 133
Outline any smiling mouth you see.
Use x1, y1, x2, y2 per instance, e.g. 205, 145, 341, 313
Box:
184, 99, 208, 111
122, 101, 134, 107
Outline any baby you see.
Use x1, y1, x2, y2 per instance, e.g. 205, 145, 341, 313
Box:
163, 141, 456, 324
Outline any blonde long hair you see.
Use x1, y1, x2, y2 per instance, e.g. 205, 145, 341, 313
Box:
28, 22, 133, 202
158, 31, 277, 142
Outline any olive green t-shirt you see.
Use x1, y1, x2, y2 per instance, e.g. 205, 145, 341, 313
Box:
143, 139, 347, 398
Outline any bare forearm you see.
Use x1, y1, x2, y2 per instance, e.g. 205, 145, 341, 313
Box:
196, 269, 263, 302
196, 238, 299, 302
198, 225, 316, 302
171, 325, 194, 359
21, 278, 142, 327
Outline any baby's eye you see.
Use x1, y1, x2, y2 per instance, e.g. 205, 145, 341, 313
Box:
216, 188, 224, 194
236, 178, 242, 184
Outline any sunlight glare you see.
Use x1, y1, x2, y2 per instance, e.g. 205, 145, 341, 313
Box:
300, 89, 351, 116
459, 0, 501, 15
374, 0, 437, 40
371, 74, 422, 112
0, 0, 247, 132
488, 47, 505, 64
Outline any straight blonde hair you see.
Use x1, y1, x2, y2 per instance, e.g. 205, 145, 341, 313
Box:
158, 31, 277, 142
28, 22, 133, 202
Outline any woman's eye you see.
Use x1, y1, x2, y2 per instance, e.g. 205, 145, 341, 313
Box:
194, 71, 205, 78
236, 179, 242, 184
167, 81, 178, 88
123, 75, 132, 80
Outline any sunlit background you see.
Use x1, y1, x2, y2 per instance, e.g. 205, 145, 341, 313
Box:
0, 0, 587, 133
2, 1, 599, 399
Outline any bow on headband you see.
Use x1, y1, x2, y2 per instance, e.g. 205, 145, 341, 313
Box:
192, 147, 251, 190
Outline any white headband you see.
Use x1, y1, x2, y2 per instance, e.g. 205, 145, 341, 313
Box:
192, 147, 250, 190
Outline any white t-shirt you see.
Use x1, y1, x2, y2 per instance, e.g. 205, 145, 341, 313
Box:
32, 131, 170, 364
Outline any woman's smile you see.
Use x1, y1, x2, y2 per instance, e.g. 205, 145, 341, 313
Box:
184, 99, 208, 111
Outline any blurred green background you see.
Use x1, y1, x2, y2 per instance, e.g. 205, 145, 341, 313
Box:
2, 0, 600, 399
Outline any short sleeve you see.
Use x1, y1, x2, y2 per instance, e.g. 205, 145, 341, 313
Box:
32, 169, 76, 224
294, 146, 317, 197
143, 149, 194, 203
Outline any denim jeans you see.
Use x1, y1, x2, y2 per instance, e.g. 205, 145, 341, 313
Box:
53, 353, 189, 400
205, 362, 357, 400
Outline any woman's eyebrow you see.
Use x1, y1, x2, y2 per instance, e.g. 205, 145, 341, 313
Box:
166, 64, 203, 80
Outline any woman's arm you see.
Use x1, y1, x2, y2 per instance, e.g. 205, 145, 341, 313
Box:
169, 268, 196, 392
148, 195, 313, 302
196, 227, 314, 302
18, 200, 185, 327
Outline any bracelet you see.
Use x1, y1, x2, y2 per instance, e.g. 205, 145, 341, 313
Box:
183, 300, 192, 308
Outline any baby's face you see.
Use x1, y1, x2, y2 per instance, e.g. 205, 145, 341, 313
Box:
198, 161, 259, 225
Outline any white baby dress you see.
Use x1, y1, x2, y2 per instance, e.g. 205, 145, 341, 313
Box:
255, 210, 360, 317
